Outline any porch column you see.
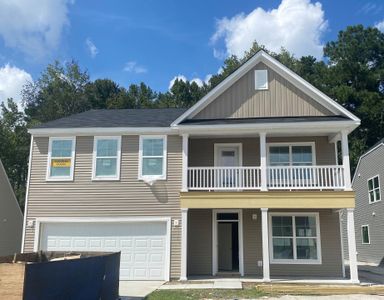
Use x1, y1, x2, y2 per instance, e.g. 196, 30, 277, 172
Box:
261, 208, 270, 282
347, 208, 359, 283
181, 134, 189, 192
180, 208, 188, 281
260, 132, 267, 191
341, 130, 352, 190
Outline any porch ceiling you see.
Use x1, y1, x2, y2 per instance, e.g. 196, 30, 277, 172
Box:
180, 191, 355, 209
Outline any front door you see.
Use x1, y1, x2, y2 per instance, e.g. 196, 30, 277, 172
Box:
218, 223, 232, 271
215, 145, 241, 188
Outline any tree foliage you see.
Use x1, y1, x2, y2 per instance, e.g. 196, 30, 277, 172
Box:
1, 24, 383, 209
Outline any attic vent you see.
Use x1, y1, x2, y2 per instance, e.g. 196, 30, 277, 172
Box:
255, 69, 268, 90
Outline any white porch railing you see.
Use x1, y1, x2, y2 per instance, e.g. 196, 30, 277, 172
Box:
187, 165, 345, 190
267, 165, 345, 189
188, 167, 261, 190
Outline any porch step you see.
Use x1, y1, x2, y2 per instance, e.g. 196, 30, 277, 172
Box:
216, 272, 241, 278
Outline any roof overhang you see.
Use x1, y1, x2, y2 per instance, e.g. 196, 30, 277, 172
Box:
171, 50, 360, 126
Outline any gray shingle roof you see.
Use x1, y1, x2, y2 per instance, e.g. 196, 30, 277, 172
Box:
33, 108, 188, 128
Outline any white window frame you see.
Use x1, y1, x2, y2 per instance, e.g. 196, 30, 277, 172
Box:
267, 142, 317, 166
255, 69, 268, 90
361, 224, 370, 245
92, 136, 121, 181
138, 135, 167, 180
46, 137, 76, 181
269, 212, 322, 265
368, 175, 381, 204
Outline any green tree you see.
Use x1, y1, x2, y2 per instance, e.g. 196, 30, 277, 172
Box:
23, 60, 91, 124
324, 25, 384, 167
0, 99, 30, 210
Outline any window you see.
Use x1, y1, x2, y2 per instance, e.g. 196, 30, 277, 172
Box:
92, 136, 121, 180
269, 213, 321, 264
361, 225, 370, 244
47, 137, 75, 181
139, 136, 167, 180
268, 144, 315, 167
368, 175, 381, 203
255, 69, 268, 90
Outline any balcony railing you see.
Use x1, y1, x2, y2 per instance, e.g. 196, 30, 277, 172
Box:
188, 167, 261, 190
267, 165, 345, 190
187, 165, 345, 191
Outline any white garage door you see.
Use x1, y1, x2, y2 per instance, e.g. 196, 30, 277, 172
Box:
39, 221, 169, 280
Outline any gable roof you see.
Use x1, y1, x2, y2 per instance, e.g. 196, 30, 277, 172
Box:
33, 108, 188, 129
171, 50, 360, 126
352, 138, 384, 184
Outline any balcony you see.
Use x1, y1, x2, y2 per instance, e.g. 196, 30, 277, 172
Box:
187, 165, 345, 191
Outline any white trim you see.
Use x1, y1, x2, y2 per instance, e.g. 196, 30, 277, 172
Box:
171, 50, 360, 126
260, 133, 267, 191
255, 69, 268, 90
268, 212, 322, 265
367, 175, 381, 204
338, 210, 346, 278
92, 136, 121, 181
341, 130, 352, 190
29, 127, 175, 136
46, 137, 76, 181
261, 208, 270, 282
212, 209, 244, 276
352, 142, 384, 185
33, 216, 172, 281
346, 208, 359, 283
361, 224, 370, 245
214, 143, 243, 167
21, 135, 34, 253
267, 142, 317, 166
138, 135, 167, 181
181, 134, 189, 192
180, 208, 188, 281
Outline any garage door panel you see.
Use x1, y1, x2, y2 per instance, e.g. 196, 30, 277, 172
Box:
39, 221, 168, 280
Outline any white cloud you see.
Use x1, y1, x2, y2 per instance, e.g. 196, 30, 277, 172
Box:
0, 64, 32, 106
85, 38, 98, 58
211, 0, 328, 59
375, 20, 384, 32
168, 75, 187, 90
0, 0, 73, 60
123, 61, 147, 74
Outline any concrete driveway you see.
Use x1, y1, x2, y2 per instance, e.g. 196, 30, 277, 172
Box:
119, 281, 164, 300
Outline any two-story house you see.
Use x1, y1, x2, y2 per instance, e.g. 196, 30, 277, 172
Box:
22, 51, 361, 283
343, 139, 383, 265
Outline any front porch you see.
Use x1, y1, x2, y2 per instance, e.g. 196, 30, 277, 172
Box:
179, 208, 360, 283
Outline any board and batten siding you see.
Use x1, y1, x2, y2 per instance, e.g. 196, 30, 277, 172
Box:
188, 209, 343, 277
189, 136, 336, 167
23, 135, 183, 278
343, 145, 384, 264
193, 62, 334, 120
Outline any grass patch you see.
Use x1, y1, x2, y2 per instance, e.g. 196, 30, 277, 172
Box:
145, 287, 268, 300
145, 283, 384, 299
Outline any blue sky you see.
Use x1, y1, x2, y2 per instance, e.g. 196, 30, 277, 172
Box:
0, 0, 383, 105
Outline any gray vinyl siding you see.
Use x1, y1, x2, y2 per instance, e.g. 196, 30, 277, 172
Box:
346, 145, 384, 264
193, 62, 334, 120
187, 209, 212, 275
0, 160, 23, 256
23, 135, 183, 278
187, 209, 343, 277
189, 136, 335, 167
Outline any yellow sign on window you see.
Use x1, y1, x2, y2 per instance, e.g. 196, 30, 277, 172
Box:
51, 159, 71, 168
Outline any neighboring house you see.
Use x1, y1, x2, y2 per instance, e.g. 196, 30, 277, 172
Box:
343, 139, 384, 265
21, 50, 361, 283
0, 160, 23, 256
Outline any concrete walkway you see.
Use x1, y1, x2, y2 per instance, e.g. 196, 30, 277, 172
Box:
159, 280, 242, 290
119, 281, 164, 300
